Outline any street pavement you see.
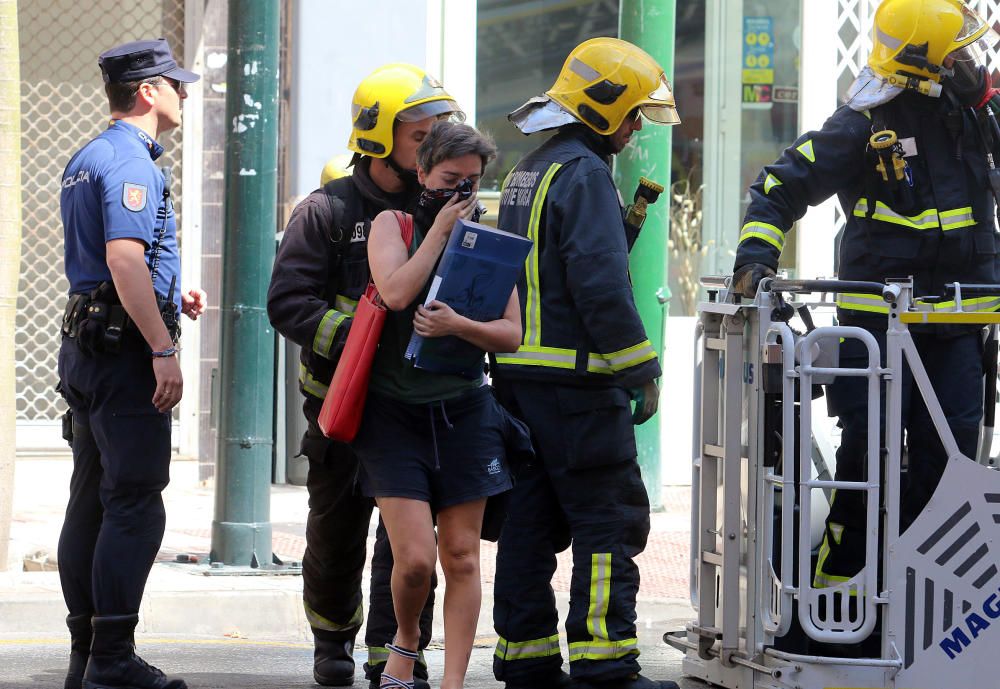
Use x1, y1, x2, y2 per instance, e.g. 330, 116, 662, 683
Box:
0, 634, 709, 688
2, 455, 700, 688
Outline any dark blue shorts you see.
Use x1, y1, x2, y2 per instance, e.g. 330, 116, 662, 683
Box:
354, 386, 518, 510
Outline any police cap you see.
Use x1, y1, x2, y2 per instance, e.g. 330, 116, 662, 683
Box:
98, 38, 200, 85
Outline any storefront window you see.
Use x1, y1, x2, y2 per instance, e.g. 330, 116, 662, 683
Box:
739, 4, 801, 271
475, 0, 619, 191
667, 2, 706, 316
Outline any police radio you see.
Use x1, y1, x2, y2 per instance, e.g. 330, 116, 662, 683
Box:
151, 166, 180, 341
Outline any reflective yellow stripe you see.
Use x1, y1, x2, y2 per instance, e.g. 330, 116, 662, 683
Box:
523, 163, 563, 347
901, 312, 1000, 324
499, 344, 655, 375
567, 638, 639, 662
739, 221, 785, 251
304, 601, 363, 632
570, 553, 639, 662
333, 294, 358, 315
813, 535, 851, 588
940, 206, 975, 230
313, 309, 349, 358
587, 553, 611, 639
796, 139, 816, 162
299, 362, 328, 399
602, 339, 657, 371
919, 295, 1000, 313
494, 634, 562, 661
587, 355, 614, 374
495, 345, 576, 370
763, 173, 782, 194
853, 200, 977, 231
835, 292, 890, 314
852, 199, 939, 229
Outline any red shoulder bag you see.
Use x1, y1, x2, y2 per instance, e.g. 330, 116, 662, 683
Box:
318, 211, 414, 441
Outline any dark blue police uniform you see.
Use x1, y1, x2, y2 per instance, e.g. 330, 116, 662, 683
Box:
58, 119, 178, 618
56, 37, 197, 689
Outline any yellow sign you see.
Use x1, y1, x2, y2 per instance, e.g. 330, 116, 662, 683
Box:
743, 69, 774, 85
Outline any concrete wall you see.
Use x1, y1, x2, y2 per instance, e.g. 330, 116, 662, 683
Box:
289, 0, 429, 199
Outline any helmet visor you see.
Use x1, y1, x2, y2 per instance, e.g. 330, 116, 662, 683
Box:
396, 99, 465, 123
949, 29, 999, 66
638, 77, 680, 125
640, 103, 681, 125
955, 4, 992, 44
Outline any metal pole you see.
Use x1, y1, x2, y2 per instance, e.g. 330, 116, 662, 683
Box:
616, 0, 676, 509
210, 0, 280, 567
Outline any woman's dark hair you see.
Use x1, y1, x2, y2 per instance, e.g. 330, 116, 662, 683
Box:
416, 121, 497, 174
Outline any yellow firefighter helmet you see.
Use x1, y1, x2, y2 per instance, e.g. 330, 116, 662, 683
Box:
545, 37, 680, 135
347, 63, 463, 159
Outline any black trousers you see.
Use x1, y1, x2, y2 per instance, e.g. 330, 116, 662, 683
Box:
816, 328, 984, 585
56, 336, 172, 616
492, 380, 650, 684
300, 399, 435, 671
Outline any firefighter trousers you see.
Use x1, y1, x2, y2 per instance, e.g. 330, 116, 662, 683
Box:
492, 380, 650, 684
816, 328, 983, 586
300, 400, 435, 672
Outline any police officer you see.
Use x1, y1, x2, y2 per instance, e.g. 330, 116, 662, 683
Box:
57, 39, 204, 689
266, 64, 462, 688
731, 0, 1000, 612
490, 38, 680, 689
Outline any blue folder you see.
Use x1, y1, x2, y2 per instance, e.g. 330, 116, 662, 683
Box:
405, 218, 533, 379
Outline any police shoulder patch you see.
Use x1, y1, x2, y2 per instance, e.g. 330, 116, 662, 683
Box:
122, 183, 147, 212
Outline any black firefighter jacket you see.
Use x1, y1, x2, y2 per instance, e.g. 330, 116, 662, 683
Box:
734, 90, 1000, 326
267, 158, 413, 401
492, 125, 661, 389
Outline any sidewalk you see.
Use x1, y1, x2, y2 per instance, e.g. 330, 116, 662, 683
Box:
2, 456, 694, 643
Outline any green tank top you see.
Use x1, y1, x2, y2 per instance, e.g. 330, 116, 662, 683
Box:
368, 220, 483, 404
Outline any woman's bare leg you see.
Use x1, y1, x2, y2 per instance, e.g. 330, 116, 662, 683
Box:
436, 498, 487, 689
377, 497, 436, 685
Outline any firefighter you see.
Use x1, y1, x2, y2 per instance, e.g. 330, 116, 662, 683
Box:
490, 38, 680, 689
266, 64, 462, 688
731, 0, 1000, 613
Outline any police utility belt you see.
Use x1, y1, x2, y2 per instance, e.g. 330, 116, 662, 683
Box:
62, 281, 179, 354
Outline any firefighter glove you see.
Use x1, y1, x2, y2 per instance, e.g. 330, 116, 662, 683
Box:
629, 378, 659, 425
732, 262, 776, 299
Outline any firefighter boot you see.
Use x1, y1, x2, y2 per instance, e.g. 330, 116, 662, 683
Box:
64, 614, 92, 689
313, 628, 356, 686
576, 674, 679, 689
504, 669, 573, 689
82, 614, 187, 689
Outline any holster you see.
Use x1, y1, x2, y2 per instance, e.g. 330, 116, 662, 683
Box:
62, 282, 179, 354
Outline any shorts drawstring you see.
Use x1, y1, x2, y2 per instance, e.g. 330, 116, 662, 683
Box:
428, 400, 455, 471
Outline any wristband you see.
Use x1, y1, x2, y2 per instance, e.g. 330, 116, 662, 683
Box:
151, 346, 179, 358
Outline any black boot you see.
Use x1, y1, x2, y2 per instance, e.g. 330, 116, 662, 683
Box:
64, 614, 92, 689
313, 628, 356, 686
82, 614, 186, 689
576, 674, 679, 689
504, 669, 573, 689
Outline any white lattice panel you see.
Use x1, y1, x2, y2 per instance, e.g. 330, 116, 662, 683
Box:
16, 0, 185, 422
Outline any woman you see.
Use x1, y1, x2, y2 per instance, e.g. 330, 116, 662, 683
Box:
359, 120, 523, 689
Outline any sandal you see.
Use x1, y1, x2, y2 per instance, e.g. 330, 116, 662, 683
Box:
379, 641, 419, 689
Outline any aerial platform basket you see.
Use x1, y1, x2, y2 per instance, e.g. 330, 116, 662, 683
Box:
664, 277, 1000, 689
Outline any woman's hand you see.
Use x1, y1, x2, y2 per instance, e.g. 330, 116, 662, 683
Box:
413, 300, 464, 338
428, 194, 478, 239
